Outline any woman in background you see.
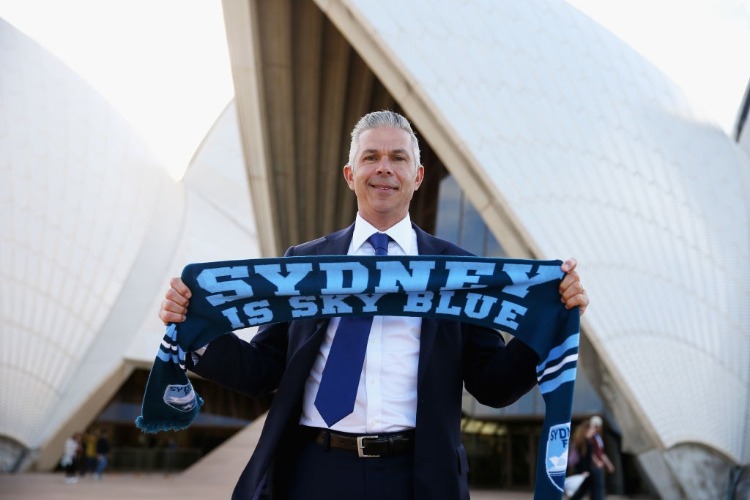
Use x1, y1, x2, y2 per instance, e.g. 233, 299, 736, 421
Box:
570, 416, 615, 499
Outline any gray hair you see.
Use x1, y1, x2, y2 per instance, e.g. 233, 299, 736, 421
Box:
348, 110, 421, 169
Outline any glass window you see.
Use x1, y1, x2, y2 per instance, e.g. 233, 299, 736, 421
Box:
435, 175, 505, 257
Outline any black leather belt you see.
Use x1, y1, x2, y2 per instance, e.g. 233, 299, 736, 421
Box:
301, 426, 415, 458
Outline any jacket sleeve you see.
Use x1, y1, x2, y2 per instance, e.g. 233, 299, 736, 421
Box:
434, 237, 539, 407
187, 322, 289, 398
462, 323, 539, 408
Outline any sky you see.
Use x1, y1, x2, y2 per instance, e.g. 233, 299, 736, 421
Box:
566, 0, 750, 137
0, 0, 233, 179
1, 0, 749, 179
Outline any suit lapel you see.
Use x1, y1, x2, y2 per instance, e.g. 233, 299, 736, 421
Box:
413, 224, 449, 388
315, 224, 354, 255
413, 223, 450, 255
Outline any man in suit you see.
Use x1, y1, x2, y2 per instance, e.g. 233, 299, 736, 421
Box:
159, 110, 589, 499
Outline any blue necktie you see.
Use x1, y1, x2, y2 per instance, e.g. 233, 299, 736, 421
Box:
314, 232, 390, 426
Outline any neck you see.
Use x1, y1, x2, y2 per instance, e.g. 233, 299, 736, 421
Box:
359, 211, 407, 232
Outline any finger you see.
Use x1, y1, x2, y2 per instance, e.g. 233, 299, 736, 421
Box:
561, 280, 585, 301
563, 286, 589, 315
559, 270, 580, 296
159, 310, 187, 325
159, 299, 187, 325
164, 297, 188, 314
560, 258, 578, 274
169, 277, 192, 298
165, 287, 191, 307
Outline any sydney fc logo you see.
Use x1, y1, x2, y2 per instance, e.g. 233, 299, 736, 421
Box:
163, 383, 197, 412
545, 423, 570, 492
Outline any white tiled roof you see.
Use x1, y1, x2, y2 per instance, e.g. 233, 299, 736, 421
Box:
0, 18, 166, 448
334, 0, 750, 463
0, 19, 259, 460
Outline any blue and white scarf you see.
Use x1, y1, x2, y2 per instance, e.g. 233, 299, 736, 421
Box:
136, 255, 579, 499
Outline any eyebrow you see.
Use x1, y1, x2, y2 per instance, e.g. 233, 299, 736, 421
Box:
361, 148, 411, 157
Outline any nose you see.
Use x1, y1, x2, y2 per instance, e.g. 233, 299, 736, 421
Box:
376, 158, 393, 174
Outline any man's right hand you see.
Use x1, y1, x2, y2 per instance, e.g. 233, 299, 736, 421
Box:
159, 277, 192, 325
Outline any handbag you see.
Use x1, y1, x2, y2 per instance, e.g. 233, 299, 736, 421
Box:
564, 471, 589, 497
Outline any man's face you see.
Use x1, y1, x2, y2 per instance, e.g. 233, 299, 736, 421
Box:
344, 126, 424, 229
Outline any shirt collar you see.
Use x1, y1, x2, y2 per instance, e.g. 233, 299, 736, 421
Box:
351, 213, 413, 254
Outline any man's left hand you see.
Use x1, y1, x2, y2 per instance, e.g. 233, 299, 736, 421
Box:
560, 258, 589, 315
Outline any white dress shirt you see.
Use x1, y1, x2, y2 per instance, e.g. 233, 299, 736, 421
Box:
299, 213, 422, 433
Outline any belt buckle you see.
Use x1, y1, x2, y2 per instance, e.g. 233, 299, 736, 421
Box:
356, 435, 380, 458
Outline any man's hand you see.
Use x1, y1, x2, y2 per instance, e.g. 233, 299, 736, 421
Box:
159, 277, 192, 325
560, 258, 589, 315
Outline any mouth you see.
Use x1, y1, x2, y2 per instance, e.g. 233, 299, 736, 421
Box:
370, 183, 397, 191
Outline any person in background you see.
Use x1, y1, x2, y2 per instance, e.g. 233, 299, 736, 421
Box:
60, 432, 81, 484
565, 420, 591, 498
568, 420, 588, 474
82, 431, 97, 476
570, 415, 615, 499
94, 429, 111, 480
159, 110, 590, 499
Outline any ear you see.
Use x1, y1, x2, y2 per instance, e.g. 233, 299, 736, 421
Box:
414, 164, 425, 190
343, 164, 355, 190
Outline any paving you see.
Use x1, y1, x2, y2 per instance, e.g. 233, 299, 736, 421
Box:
0, 472, 535, 500
0, 472, 656, 500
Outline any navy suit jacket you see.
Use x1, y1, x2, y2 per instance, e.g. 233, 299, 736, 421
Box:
190, 223, 538, 499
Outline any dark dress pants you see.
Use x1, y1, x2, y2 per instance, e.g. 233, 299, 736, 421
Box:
274, 438, 415, 500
